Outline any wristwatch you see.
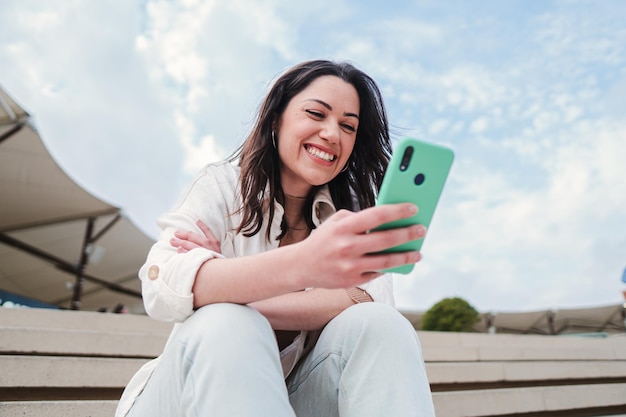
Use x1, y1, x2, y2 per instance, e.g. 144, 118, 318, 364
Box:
346, 287, 373, 303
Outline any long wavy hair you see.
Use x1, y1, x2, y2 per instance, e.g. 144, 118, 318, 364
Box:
229, 60, 392, 241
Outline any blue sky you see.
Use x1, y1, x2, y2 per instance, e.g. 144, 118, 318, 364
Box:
1, 0, 625, 313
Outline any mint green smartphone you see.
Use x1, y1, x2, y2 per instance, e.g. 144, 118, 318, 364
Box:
373, 137, 454, 274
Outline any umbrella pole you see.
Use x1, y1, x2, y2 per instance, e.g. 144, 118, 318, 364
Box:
71, 217, 95, 310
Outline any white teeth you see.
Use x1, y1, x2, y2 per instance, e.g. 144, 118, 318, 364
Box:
306, 145, 335, 162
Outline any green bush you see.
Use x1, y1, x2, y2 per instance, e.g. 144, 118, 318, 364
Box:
421, 297, 480, 332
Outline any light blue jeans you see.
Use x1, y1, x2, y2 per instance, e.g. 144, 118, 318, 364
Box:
127, 302, 435, 417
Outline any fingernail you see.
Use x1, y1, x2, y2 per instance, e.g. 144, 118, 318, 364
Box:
417, 225, 427, 237
408, 204, 418, 214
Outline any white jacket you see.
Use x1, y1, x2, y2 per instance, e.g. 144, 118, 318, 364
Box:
116, 161, 395, 417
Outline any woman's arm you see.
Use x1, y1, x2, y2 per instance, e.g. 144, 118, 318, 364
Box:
191, 203, 424, 308
249, 288, 355, 331
174, 220, 381, 330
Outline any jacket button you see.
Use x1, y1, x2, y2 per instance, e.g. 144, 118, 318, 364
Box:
148, 265, 159, 280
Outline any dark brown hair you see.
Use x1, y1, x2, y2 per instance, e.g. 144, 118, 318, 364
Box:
229, 60, 392, 241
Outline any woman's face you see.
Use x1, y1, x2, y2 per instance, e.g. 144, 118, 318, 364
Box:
276, 75, 360, 197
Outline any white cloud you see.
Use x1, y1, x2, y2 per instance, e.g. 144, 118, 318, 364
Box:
16, 9, 60, 29
429, 119, 449, 135
174, 110, 224, 174
137, 0, 215, 98
134, 0, 316, 173
184, 134, 224, 174
469, 117, 488, 134
534, 9, 626, 67
227, 0, 297, 61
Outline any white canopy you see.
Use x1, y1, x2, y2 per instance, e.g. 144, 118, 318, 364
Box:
403, 303, 625, 335
0, 85, 151, 313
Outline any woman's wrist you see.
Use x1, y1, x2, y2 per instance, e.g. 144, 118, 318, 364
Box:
346, 287, 373, 303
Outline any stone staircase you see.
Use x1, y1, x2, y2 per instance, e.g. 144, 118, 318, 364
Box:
1, 307, 625, 416
0, 308, 170, 417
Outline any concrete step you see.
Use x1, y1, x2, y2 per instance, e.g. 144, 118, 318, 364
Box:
426, 360, 626, 385
0, 326, 167, 358
432, 382, 626, 417
3, 325, 623, 363
3, 308, 624, 358
418, 330, 626, 349
421, 343, 625, 362
418, 331, 626, 362
3, 396, 624, 417
0, 307, 172, 334
3, 353, 625, 393
0, 400, 118, 417
0, 355, 149, 388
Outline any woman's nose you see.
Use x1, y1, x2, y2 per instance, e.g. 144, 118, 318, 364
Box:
319, 122, 340, 143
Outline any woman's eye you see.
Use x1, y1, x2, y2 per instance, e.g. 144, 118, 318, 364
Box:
341, 123, 356, 133
306, 109, 324, 118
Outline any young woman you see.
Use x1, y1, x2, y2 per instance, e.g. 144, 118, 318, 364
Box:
117, 60, 435, 417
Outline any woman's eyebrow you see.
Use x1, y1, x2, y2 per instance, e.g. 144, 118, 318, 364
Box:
306, 98, 359, 119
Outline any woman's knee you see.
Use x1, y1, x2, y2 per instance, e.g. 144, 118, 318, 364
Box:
328, 303, 419, 349
341, 302, 412, 330
176, 303, 274, 349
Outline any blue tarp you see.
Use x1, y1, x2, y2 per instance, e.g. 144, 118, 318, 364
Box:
0, 289, 59, 309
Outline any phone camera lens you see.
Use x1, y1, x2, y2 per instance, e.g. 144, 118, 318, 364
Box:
400, 146, 414, 171
414, 173, 425, 185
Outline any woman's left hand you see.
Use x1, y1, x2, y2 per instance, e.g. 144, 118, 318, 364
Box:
170, 220, 221, 254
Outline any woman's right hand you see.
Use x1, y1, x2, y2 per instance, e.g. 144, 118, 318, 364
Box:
170, 220, 221, 254
295, 202, 426, 289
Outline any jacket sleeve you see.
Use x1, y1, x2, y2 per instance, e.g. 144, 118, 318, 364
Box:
358, 273, 395, 307
138, 164, 236, 322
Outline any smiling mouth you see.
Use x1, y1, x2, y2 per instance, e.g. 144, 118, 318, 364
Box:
305, 144, 336, 162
